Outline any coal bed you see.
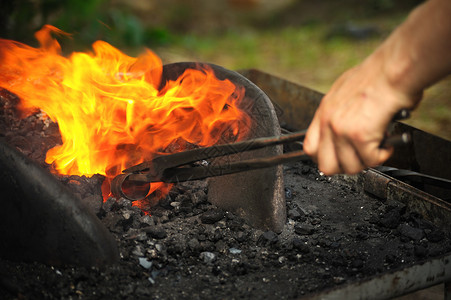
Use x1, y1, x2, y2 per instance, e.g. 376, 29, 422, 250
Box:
1, 87, 451, 300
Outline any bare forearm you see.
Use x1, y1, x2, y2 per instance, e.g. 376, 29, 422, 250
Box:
375, 0, 451, 105
303, 0, 451, 175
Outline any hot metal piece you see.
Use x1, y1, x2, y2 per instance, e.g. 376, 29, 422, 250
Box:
111, 173, 151, 201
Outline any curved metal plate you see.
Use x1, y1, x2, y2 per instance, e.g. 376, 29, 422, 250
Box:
0, 139, 119, 266
161, 62, 286, 232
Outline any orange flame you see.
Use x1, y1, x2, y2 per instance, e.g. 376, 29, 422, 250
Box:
0, 25, 250, 203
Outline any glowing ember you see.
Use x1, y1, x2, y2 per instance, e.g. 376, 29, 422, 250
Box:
0, 25, 251, 203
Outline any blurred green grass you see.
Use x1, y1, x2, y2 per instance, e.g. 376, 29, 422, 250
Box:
155, 25, 384, 92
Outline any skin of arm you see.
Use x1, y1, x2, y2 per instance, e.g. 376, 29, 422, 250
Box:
303, 0, 451, 175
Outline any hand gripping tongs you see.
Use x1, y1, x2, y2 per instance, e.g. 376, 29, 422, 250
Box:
110, 110, 411, 201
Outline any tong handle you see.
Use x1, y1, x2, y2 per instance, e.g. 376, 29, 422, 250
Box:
393, 109, 410, 121
144, 151, 310, 183
380, 109, 411, 148
124, 130, 307, 174
381, 132, 411, 148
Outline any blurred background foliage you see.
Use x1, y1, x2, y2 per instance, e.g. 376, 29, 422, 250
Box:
0, 0, 172, 48
0, 0, 449, 140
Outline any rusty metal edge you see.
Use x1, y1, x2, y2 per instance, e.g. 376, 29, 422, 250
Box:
302, 253, 451, 300
363, 168, 451, 232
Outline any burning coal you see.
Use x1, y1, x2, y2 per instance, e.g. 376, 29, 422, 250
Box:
0, 25, 251, 203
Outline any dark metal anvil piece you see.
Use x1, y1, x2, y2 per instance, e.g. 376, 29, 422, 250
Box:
0, 138, 119, 267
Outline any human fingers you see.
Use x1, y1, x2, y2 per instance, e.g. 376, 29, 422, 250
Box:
303, 112, 321, 162
334, 136, 366, 174
315, 124, 342, 175
357, 141, 394, 168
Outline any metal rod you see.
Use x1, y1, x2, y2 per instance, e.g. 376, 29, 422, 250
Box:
376, 166, 451, 189
127, 151, 310, 183
123, 130, 307, 174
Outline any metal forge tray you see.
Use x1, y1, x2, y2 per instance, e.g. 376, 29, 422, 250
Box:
240, 69, 451, 299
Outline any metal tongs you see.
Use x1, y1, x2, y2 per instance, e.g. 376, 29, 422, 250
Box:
111, 110, 411, 200
111, 130, 310, 200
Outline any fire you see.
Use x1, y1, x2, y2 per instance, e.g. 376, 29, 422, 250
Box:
0, 25, 251, 203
